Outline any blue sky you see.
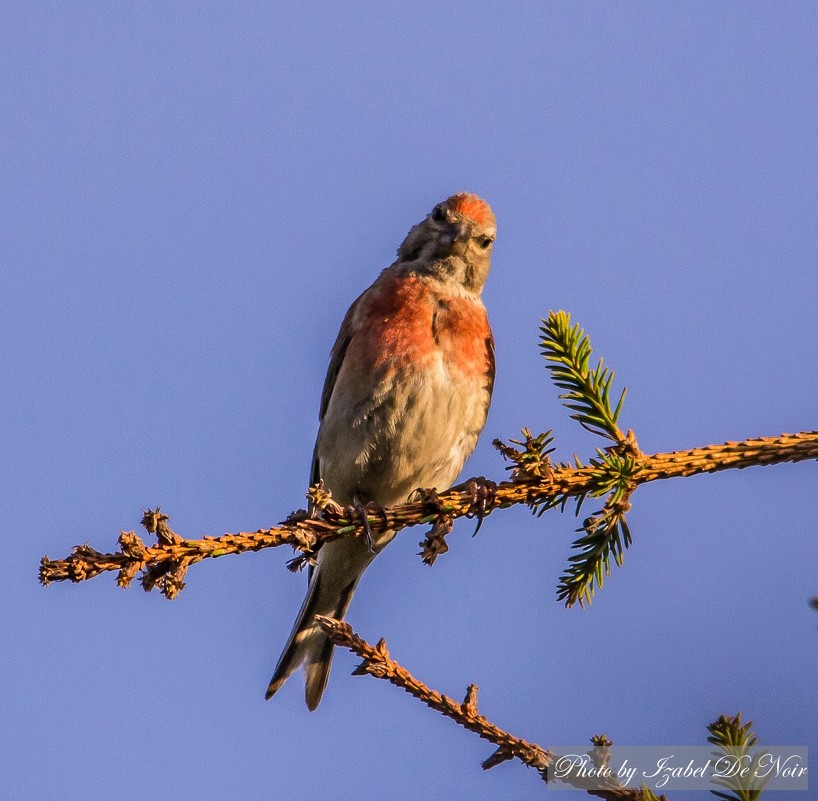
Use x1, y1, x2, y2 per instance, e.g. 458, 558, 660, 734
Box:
2, 3, 816, 800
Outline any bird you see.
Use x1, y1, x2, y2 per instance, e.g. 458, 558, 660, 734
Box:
266, 193, 496, 709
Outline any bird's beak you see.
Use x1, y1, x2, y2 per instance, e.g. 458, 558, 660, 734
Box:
446, 221, 470, 243
440, 221, 470, 251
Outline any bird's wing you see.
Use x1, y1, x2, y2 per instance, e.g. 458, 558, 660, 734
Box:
485, 327, 496, 399
310, 292, 363, 487
307, 291, 365, 574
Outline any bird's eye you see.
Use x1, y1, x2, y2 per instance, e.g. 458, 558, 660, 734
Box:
478, 236, 494, 249
431, 205, 446, 222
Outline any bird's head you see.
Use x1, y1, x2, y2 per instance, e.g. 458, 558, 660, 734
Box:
397, 193, 496, 294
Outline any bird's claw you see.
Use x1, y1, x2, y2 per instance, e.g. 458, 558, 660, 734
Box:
464, 476, 497, 535
346, 501, 389, 553
412, 486, 443, 515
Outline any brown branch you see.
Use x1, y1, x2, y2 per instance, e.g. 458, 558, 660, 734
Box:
316, 616, 666, 801
40, 430, 818, 597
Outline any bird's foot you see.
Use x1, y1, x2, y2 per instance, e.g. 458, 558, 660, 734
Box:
464, 476, 498, 535
346, 501, 389, 553
411, 486, 444, 515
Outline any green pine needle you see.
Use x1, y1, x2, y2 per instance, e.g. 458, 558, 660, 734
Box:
707, 714, 770, 801
555, 449, 638, 607
540, 310, 627, 443
557, 503, 632, 608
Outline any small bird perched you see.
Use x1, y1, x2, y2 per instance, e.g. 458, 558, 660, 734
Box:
266, 193, 496, 709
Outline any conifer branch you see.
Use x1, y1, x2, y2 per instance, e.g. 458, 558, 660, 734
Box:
39, 311, 817, 607
40, 430, 818, 598
34, 310, 802, 801
540, 310, 629, 445
316, 616, 667, 801
707, 714, 770, 801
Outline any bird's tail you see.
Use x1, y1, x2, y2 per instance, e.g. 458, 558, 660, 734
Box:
265, 538, 375, 710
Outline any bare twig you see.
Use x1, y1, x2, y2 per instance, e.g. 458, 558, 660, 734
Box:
316, 616, 666, 801
40, 430, 818, 597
